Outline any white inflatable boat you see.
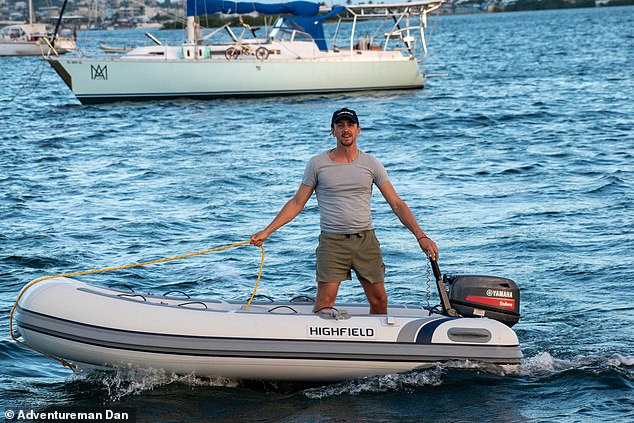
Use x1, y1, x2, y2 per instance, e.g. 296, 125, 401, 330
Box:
12, 263, 522, 381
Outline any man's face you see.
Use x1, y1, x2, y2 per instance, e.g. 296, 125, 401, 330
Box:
331, 119, 361, 147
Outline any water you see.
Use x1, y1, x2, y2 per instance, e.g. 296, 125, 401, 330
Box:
1, 6, 633, 422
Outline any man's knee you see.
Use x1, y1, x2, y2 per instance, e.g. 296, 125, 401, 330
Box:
367, 291, 387, 308
360, 278, 387, 313
313, 282, 340, 311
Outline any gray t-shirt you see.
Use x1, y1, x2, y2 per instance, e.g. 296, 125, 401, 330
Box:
302, 150, 389, 233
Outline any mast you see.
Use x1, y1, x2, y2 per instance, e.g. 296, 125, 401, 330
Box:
186, 16, 196, 44
28, 0, 34, 25
52, 0, 70, 48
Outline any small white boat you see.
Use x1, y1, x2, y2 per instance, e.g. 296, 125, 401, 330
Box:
0, 23, 76, 56
99, 44, 134, 54
0, 0, 76, 56
46, 0, 444, 104
12, 263, 522, 381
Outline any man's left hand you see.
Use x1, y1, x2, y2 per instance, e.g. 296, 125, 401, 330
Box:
418, 237, 438, 260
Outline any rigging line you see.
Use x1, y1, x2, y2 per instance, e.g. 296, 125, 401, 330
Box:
5, 60, 45, 104
425, 8, 441, 53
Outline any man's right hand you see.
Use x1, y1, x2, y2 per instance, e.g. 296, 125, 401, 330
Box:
250, 230, 269, 247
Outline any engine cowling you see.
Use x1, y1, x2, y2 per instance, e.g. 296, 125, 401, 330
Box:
447, 275, 520, 327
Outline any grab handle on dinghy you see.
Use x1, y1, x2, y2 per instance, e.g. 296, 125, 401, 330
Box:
117, 293, 147, 302
429, 259, 459, 317
252, 294, 274, 302
268, 305, 298, 314
163, 290, 191, 298
178, 301, 208, 309
290, 295, 315, 303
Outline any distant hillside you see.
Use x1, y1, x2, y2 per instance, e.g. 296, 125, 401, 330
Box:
502, 0, 633, 11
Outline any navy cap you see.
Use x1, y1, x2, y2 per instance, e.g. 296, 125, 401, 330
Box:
331, 108, 359, 126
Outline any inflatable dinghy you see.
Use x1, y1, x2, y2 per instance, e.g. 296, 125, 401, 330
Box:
12, 261, 522, 381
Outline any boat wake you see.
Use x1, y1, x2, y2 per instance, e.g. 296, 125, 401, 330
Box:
302, 367, 445, 399
515, 351, 634, 377
302, 352, 634, 399
73, 367, 239, 402
68, 351, 633, 402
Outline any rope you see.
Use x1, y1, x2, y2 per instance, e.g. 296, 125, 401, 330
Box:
5, 60, 45, 104
244, 243, 265, 311
10, 239, 264, 369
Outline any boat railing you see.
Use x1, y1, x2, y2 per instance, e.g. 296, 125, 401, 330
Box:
269, 19, 313, 44
343, 0, 444, 17
330, 0, 443, 58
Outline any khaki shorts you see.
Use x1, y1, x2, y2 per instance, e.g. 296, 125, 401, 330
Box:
316, 229, 385, 283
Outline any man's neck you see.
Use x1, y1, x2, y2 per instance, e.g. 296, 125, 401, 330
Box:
329, 145, 359, 163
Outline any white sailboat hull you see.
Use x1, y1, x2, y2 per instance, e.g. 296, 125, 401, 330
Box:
0, 41, 74, 56
0, 40, 44, 56
0, 22, 76, 57
48, 55, 424, 104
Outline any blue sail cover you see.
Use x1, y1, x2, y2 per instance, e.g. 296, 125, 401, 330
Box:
286, 6, 345, 52
187, 0, 320, 17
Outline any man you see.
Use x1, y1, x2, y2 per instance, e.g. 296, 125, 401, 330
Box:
250, 108, 438, 315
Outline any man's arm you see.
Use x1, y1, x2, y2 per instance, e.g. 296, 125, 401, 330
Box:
250, 183, 315, 247
378, 181, 439, 259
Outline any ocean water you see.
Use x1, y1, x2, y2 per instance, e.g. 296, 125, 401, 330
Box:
1, 6, 633, 422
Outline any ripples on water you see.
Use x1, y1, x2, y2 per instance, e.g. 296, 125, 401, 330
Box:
1, 6, 633, 422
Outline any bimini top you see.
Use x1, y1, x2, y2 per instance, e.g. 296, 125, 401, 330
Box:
187, 0, 321, 17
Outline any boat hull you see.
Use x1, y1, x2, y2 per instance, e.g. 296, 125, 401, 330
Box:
14, 278, 522, 381
47, 56, 425, 104
0, 41, 44, 56
0, 40, 74, 56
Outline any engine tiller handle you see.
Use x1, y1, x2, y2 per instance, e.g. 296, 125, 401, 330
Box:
429, 258, 459, 317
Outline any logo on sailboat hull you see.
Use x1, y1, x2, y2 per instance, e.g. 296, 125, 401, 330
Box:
91, 65, 108, 80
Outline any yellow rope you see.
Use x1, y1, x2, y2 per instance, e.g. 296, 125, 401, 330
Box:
244, 243, 265, 311
10, 240, 264, 369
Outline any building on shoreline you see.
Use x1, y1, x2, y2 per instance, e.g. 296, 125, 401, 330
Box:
0, 0, 632, 30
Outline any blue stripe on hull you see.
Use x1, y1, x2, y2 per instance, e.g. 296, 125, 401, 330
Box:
75, 85, 424, 104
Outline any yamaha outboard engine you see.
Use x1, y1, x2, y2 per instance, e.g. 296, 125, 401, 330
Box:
430, 260, 520, 327
447, 275, 520, 327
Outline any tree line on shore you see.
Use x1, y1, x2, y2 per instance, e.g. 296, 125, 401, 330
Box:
159, 0, 634, 30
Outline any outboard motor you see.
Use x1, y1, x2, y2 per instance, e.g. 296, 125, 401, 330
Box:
447, 275, 520, 327
430, 260, 520, 327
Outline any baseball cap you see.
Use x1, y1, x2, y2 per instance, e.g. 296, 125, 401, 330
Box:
331, 108, 359, 126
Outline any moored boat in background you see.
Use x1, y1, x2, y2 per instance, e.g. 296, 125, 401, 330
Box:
0, 0, 76, 56
46, 0, 444, 104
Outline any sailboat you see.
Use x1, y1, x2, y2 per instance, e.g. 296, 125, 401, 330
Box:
0, 0, 76, 56
46, 0, 444, 104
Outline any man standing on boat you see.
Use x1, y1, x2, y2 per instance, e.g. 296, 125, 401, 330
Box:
250, 108, 438, 314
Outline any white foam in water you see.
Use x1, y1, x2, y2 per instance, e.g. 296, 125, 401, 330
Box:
607, 353, 634, 367
514, 351, 581, 377
302, 367, 444, 399
513, 351, 634, 377
74, 367, 239, 401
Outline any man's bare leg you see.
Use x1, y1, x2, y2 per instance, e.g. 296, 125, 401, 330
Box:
359, 278, 388, 314
313, 281, 341, 313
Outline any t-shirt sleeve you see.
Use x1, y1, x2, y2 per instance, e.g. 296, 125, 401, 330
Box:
372, 157, 390, 187
302, 156, 318, 188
